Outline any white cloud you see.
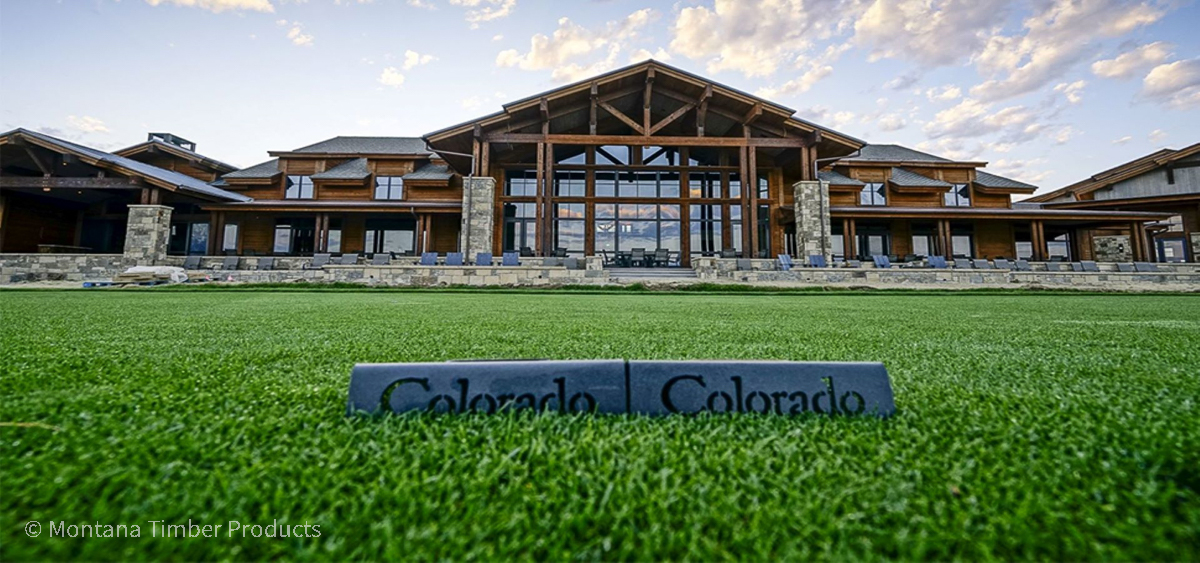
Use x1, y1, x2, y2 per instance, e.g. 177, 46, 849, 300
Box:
756, 43, 850, 98
987, 157, 1052, 185
278, 20, 313, 46
143, 0, 274, 13
67, 115, 109, 134
1091, 41, 1173, 79
854, 0, 1012, 67
449, 0, 516, 29
378, 67, 405, 88
970, 0, 1163, 102
1141, 58, 1200, 110
883, 70, 921, 91
798, 106, 857, 129
1053, 80, 1086, 104
496, 9, 657, 82
407, 0, 435, 8
492, 34, 503, 41
402, 50, 436, 70
877, 114, 907, 132
629, 48, 671, 63
1112, 135, 1132, 145
1149, 129, 1168, 143
925, 85, 962, 102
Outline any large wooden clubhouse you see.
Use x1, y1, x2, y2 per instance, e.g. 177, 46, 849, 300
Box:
0, 61, 1184, 272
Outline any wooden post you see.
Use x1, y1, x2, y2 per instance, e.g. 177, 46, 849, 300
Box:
544, 142, 555, 256
748, 146, 759, 258
208, 211, 220, 255
846, 219, 858, 260
1031, 221, 1046, 261
535, 142, 545, 256
739, 145, 751, 257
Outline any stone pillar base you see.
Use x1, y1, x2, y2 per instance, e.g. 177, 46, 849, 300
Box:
1191, 233, 1200, 262
1093, 235, 1132, 262
793, 180, 831, 261
460, 177, 496, 261
123, 204, 173, 266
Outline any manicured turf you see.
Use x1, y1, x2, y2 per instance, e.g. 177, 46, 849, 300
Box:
2, 290, 1198, 561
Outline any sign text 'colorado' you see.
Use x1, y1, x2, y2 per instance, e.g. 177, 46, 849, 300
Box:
347, 360, 895, 417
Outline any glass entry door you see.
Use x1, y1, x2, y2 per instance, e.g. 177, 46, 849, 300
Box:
1156, 237, 1187, 263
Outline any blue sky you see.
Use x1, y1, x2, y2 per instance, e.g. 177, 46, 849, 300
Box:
1, 0, 1197, 195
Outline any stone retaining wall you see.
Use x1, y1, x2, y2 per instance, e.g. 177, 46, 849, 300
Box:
707, 265, 1200, 289
194, 265, 609, 286
1, 254, 128, 283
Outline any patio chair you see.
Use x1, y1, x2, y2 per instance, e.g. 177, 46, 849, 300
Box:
928, 256, 948, 269
778, 254, 794, 271
1134, 262, 1159, 272
653, 249, 670, 267
720, 249, 738, 259
220, 256, 240, 270
1081, 260, 1100, 272
973, 259, 993, 269
338, 253, 360, 266
736, 258, 752, 271
256, 257, 274, 271
872, 255, 892, 269
182, 255, 202, 270
554, 247, 567, 258
903, 254, 919, 264
808, 255, 827, 268
502, 252, 520, 266
598, 250, 614, 267
304, 253, 331, 270
1014, 259, 1032, 272
993, 258, 1012, 270
1070, 262, 1084, 272
446, 252, 464, 266
419, 252, 438, 266
630, 249, 647, 267
371, 253, 392, 266
519, 246, 534, 257
1116, 263, 1135, 272
475, 252, 493, 266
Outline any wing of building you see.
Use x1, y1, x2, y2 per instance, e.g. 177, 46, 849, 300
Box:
0, 60, 1176, 266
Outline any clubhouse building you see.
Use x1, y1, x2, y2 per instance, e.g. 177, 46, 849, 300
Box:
1, 61, 1194, 285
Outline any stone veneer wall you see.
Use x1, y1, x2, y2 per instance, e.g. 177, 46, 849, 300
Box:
1192, 233, 1200, 260
460, 177, 496, 262
123, 205, 173, 266
177, 265, 609, 286
1093, 235, 1132, 262
793, 180, 831, 261
1, 254, 128, 283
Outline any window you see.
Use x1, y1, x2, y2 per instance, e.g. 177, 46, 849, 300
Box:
757, 204, 771, 258
169, 222, 210, 255
222, 223, 238, 252
757, 172, 769, 199
273, 219, 315, 255
689, 204, 722, 257
854, 222, 891, 259
642, 146, 678, 166
285, 175, 314, 199
555, 147, 586, 165
375, 176, 404, 200
729, 173, 742, 199
1015, 241, 1033, 260
505, 169, 537, 196
554, 203, 586, 254
944, 183, 970, 207
910, 223, 937, 257
596, 145, 630, 165
327, 219, 342, 254
595, 171, 617, 197
728, 205, 742, 254
598, 204, 681, 252
503, 202, 538, 252
1047, 233, 1070, 260
860, 182, 886, 206
554, 171, 585, 197
950, 223, 975, 258
689, 172, 720, 198
365, 218, 416, 255
623, 171, 680, 198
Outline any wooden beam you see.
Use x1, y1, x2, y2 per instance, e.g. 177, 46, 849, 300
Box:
589, 83, 598, 135
748, 146, 759, 256
742, 103, 763, 125
698, 84, 711, 137
655, 86, 791, 137
483, 133, 809, 148
540, 98, 550, 135
648, 101, 697, 136
22, 145, 53, 176
643, 68, 655, 135
535, 142, 544, 256
597, 100, 645, 135
0, 177, 142, 189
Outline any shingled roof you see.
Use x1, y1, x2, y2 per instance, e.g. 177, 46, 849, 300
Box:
403, 162, 454, 181
842, 144, 953, 163
2, 128, 249, 202
115, 138, 238, 174
312, 158, 370, 180
889, 167, 952, 187
290, 136, 431, 155
222, 159, 281, 180
818, 170, 864, 186
975, 170, 1037, 191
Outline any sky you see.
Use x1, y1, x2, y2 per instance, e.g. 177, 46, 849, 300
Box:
1, 0, 1198, 196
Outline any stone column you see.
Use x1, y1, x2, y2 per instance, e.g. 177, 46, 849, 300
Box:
460, 177, 496, 263
123, 204, 173, 266
1191, 233, 1200, 262
1092, 235, 1132, 262
792, 180, 831, 261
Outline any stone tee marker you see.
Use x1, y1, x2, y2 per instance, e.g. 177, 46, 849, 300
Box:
347, 360, 895, 417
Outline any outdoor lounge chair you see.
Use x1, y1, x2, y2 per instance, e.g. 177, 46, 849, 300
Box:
872, 255, 892, 269
338, 253, 360, 266
630, 249, 647, 267
973, 259, 993, 269
778, 254, 794, 271
256, 257, 274, 271
419, 252, 438, 266
519, 246, 534, 257
1116, 263, 1134, 272
475, 252, 493, 266
808, 255, 828, 268
927, 256, 948, 269
1014, 259, 1032, 271
446, 252, 464, 266
993, 258, 1012, 270
653, 249, 670, 267
502, 252, 520, 266
720, 249, 738, 259
1134, 262, 1159, 272
953, 259, 973, 269
1070, 262, 1084, 272
304, 253, 331, 270
1081, 260, 1100, 272
371, 253, 391, 266
736, 258, 752, 271
182, 255, 202, 270
220, 256, 240, 270
554, 247, 568, 258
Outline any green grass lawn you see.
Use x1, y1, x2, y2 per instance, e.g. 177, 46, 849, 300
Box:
2, 290, 1198, 561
